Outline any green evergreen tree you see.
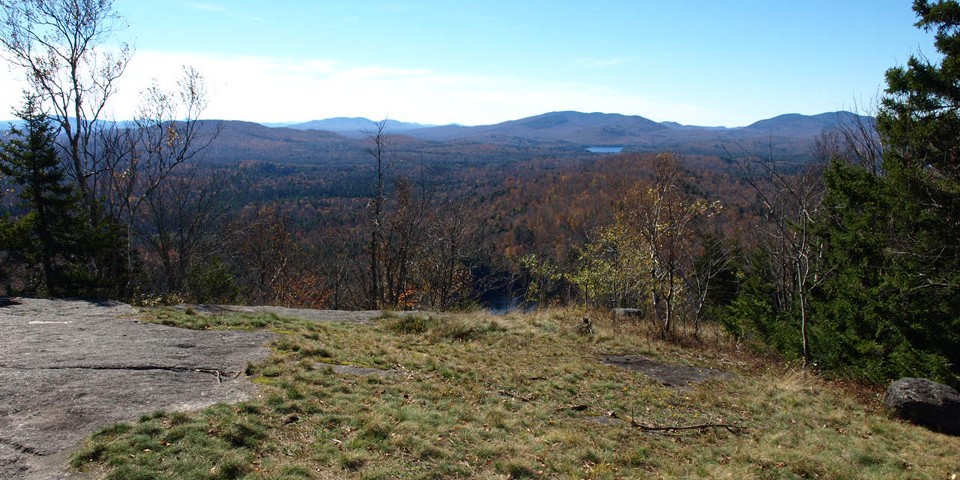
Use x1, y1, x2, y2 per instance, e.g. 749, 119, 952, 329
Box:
0, 95, 83, 295
0, 150, 10, 293
817, 0, 960, 385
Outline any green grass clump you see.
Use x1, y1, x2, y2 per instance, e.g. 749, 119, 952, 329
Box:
382, 313, 436, 334
382, 313, 504, 342
70, 308, 960, 479
71, 406, 267, 480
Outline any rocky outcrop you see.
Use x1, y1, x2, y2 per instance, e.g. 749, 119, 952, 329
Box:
601, 355, 733, 388
884, 377, 960, 435
0, 298, 275, 479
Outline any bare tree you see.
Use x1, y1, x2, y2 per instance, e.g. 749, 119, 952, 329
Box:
418, 200, 481, 309
233, 205, 297, 305
311, 221, 366, 310
382, 176, 429, 308
364, 119, 390, 308
0, 0, 132, 218
814, 109, 882, 175
138, 164, 236, 295
620, 154, 719, 338
99, 67, 221, 290
736, 153, 827, 363
686, 230, 734, 339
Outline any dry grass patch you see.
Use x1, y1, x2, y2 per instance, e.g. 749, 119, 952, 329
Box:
69, 308, 960, 479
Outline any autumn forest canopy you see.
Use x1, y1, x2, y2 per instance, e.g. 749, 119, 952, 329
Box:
1, 0, 959, 388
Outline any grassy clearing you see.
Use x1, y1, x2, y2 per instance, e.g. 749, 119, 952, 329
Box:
70, 308, 960, 479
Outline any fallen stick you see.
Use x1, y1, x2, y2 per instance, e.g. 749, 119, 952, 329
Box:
498, 389, 532, 402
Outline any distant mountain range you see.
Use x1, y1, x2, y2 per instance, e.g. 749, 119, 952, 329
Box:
247, 110, 874, 161
264, 111, 873, 143
2, 111, 875, 165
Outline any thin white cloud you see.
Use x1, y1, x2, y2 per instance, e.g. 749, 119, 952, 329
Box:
0, 50, 730, 126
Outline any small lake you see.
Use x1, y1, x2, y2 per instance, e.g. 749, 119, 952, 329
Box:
586, 146, 624, 154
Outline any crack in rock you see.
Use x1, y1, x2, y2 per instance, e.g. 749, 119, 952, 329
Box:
0, 364, 239, 382
0, 438, 41, 457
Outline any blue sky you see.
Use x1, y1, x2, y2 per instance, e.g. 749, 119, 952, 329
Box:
0, 1, 937, 126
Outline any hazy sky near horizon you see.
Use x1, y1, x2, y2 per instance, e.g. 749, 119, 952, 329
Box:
0, 1, 939, 127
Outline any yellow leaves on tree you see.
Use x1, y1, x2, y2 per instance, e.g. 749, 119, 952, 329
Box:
575, 154, 722, 338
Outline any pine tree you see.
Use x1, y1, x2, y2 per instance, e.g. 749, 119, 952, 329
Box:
0, 95, 83, 295
817, 0, 960, 385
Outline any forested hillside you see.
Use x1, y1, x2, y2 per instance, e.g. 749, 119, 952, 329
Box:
1, 0, 958, 389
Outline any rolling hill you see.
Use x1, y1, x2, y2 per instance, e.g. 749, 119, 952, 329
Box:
403, 111, 668, 144
224, 110, 874, 165
258, 110, 873, 148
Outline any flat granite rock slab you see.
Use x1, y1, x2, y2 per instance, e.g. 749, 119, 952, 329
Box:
601, 354, 734, 387
0, 298, 275, 480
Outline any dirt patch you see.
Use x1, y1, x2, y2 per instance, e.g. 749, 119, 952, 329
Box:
0, 298, 275, 480
601, 355, 733, 387
586, 415, 628, 427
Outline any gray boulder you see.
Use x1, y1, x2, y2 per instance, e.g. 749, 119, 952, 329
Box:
884, 377, 960, 435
